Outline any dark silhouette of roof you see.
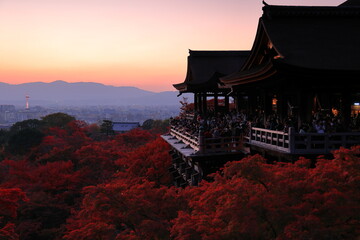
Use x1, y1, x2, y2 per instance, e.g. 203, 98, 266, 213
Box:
221, 1, 360, 86
339, 0, 360, 6
263, 4, 360, 71
174, 50, 250, 92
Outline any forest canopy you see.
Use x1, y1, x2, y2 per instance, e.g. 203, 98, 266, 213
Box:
0, 113, 359, 239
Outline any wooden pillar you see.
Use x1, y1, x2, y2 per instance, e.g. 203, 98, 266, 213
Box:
198, 93, 203, 114
214, 93, 219, 113
198, 128, 205, 154
247, 92, 256, 117
194, 93, 198, 112
277, 92, 288, 122
264, 93, 273, 116
202, 93, 207, 114
235, 94, 240, 112
261, 90, 272, 127
341, 90, 352, 130
289, 127, 295, 153
225, 95, 229, 112
319, 91, 331, 112
297, 90, 314, 130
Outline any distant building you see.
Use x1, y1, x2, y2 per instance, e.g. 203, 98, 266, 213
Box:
0, 105, 16, 123
0, 105, 16, 112
112, 122, 140, 133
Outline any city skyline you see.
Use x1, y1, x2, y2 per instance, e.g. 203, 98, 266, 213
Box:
0, 0, 344, 92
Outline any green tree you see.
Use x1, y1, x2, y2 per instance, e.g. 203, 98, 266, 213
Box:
0, 129, 9, 146
142, 119, 169, 133
9, 119, 43, 133
100, 120, 114, 136
41, 113, 76, 128
152, 119, 170, 133
142, 119, 154, 130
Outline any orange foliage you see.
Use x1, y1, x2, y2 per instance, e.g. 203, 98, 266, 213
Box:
1, 117, 360, 239
171, 148, 360, 239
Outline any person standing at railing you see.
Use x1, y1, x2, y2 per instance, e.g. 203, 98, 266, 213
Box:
209, 127, 218, 138
313, 120, 325, 133
299, 124, 308, 134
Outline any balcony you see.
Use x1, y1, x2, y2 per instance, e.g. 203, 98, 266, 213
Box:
250, 127, 360, 155
163, 125, 360, 157
162, 125, 244, 157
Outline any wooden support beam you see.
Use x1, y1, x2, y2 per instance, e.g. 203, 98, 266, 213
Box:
297, 90, 314, 130
225, 95, 229, 112
341, 90, 352, 130
202, 93, 207, 114
214, 93, 219, 112
194, 93, 198, 112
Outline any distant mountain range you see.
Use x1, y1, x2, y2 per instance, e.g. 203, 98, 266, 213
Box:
0, 81, 189, 106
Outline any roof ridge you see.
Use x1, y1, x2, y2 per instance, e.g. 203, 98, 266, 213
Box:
339, 0, 360, 6
189, 50, 251, 57
263, 5, 360, 18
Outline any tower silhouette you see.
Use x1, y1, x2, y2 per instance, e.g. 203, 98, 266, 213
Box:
25, 95, 30, 110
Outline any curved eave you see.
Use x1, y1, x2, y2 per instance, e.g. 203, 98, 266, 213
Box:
220, 60, 277, 87
174, 72, 227, 93
173, 82, 188, 93
173, 82, 225, 93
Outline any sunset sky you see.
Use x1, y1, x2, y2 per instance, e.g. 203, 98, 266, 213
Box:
0, 0, 344, 92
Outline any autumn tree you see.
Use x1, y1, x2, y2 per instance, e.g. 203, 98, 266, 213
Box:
1, 113, 77, 157
171, 147, 360, 240
113, 137, 172, 186
0, 188, 27, 240
64, 136, 177, 239
0, 159, 86, 240
64, 179, 184, 240
0, 116, 95, 239
6, 128, 44, 156
2, 110, 360, 240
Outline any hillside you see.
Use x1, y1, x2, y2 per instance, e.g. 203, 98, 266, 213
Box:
0, 81, 187, 106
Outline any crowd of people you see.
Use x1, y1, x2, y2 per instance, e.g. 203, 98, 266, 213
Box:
170, 110, 247, 139
170, 108, 360, 139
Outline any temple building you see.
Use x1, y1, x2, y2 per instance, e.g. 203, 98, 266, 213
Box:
174, 50, 250, 114
162, 0, 360, 187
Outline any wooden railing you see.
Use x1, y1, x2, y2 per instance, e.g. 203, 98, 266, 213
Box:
249, 127, 290, 152
200, 135, 243, 154
170, 126, 242, 154
170, 127, 199, 151
292, 131, 360, 154
171, 125, 360, 155
249, 127, 360, 155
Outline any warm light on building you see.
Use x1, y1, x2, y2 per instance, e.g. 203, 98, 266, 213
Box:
352, 102, 360, 116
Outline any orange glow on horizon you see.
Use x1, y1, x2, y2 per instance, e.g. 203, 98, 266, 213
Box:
0, 0, 345, 92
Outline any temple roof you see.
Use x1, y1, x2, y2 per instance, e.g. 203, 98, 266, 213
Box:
221, 1, 360, 86
263, 4, 360, 70
339, 0, 360, 6
173, 50, 250, 92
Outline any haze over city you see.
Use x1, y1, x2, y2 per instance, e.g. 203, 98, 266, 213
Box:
0, 0, 344, 92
